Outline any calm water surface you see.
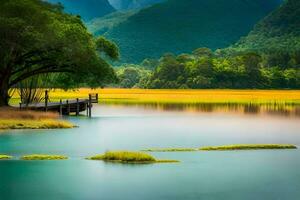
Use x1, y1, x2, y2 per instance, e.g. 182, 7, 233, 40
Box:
1, 104, 300, 200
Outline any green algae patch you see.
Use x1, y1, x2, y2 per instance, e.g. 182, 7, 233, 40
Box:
21, 154, 68, 160
142, 148, 197, 152
200, 144, 297, 151
0, 155, 12, 160
87, 151, 180, 164
0, 119, 75, 130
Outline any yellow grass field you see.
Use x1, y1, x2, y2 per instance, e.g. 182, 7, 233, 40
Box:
9, 89, 300, 105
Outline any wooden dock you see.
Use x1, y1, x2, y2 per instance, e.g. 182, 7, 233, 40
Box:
19, 92, 98, 117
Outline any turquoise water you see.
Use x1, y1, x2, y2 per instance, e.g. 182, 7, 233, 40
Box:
1, 105, 300, 200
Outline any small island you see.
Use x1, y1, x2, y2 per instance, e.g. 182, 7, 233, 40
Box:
200, 144, 297, 151
21, 154, 68, 160
0, 155, 12, 160
87, 151, 180, 164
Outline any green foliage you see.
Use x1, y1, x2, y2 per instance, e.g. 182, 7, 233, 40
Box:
200, 144, 297, 151
0, 0, 119, 106
232, 0, 300, 54
116, 64, 151, 88
137, 48, 300, 89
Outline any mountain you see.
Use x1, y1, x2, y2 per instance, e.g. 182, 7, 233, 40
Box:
47, 0, 115, 21
232, 0, 300, 53
99, 0, 282, 63
108, 0, 164, 10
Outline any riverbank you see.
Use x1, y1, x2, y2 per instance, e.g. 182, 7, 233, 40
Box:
0, 108, 74, 130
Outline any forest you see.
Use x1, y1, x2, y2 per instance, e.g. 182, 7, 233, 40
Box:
116, 49, 300, 89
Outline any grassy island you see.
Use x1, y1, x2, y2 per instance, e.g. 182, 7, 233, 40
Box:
200, 144, 297, 151
0, 155, 12, 160
142, 148, 197, 152
0, 119, 74, 130
21, 154, 68, 160
87, 151, 180, 164
0, 108, 74, 130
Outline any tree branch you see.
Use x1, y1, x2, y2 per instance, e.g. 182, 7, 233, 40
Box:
9, 65, 73, 87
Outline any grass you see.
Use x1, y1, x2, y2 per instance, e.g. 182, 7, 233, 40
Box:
0, 155, 12, 160
0, 119, 74, 130
21, 154, 68, 160
200, 144, 297, 151
87, 151, 180, 163
9, 89, 300, 106
0, 108, 75, 130
142, 148, 197, 152
0, 107, 58, 120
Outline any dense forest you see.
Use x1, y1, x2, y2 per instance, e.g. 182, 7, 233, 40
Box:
116, 48, 300, 89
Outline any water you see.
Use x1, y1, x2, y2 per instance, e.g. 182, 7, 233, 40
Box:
1, 104, 300, 200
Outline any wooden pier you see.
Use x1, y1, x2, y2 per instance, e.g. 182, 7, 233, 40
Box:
19, 92, 98, 117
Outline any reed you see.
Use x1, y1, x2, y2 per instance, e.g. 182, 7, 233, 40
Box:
0, 107, 58, 120
87, 151, 179, 163
10, 89, 300, 105
21, 154, 68, 160
0, 119, 74, 130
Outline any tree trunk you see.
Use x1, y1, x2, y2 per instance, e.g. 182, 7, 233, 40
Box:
0, 76, 10, 107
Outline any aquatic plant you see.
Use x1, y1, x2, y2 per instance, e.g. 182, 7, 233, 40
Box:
142, 148, 197, 152
21, 154, 68, 160
0, 155, 12, 160
0, 119, 74, 130
87, 151, 179, 163
200, 144, 297, 151
10, 89, 300, 106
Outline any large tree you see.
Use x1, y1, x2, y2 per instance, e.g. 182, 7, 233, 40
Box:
0, 0, 119, 106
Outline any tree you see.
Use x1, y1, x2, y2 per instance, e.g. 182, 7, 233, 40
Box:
0, 0, 119, 106
241, 52, 263, 88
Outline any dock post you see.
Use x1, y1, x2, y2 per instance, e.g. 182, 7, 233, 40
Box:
45, 90, 49, 112
76, 98, 79, 116
59, 100, 63, 116
66, 100, 70, 115
88, 94, 92, 118
96, 93, 99, 103
86, 101, 88, 116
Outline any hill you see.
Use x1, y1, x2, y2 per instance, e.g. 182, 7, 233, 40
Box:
100, 0, 282, 63
47, 0, 115, 21
232, 0, 300, 53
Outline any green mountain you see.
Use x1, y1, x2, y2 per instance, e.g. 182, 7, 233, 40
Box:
98, 0, 282, 63
47, 0, 115, 21
233, 0, 300, 53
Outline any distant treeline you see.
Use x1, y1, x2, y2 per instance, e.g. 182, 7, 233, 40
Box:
115, 48, 300, 89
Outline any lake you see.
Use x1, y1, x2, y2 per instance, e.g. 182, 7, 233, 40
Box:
1, 104, 300, 200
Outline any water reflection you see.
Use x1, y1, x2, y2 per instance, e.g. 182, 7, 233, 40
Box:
102, 102, 300, 117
